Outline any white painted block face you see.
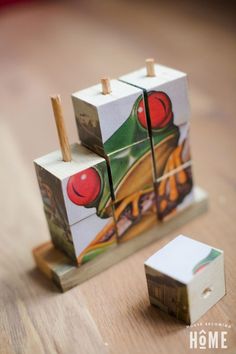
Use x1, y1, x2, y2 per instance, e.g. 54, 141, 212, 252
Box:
145, 235, 226, 324
34, 143, 111, 225
120, 64, 190, 127
71, 213, 116, 264
45, 208, 116, 265
72, 80, 149, 156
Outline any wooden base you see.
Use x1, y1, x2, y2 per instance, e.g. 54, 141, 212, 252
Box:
33, 186, 208, 292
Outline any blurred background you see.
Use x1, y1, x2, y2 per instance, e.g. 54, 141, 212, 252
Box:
0, 0, 235, 160
0, 0, 235, 238
0, 2, 236, 352
0, 0, 236, 239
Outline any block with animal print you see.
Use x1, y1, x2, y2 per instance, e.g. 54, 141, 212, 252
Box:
34, 143, 117, 264
72, 80, 149, 157
120, 61, 192, 181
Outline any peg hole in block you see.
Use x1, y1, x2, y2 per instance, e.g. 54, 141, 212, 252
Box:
202, 287, 212, 299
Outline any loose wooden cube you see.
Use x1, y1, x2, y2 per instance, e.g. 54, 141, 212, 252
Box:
114, 187, 157, 243
156, 163, 194, 221
145, 235, 226, 324
34, 143, 112, 225
120, 65, 191, 179
72, 80, 149, 156
44, 207, 117, 265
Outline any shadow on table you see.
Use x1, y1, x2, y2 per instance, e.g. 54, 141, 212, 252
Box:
130, 297, 186, 335
27, 267, 59, 294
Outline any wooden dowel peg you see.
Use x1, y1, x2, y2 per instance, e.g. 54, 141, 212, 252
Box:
50, 95, 72, 162
101, 78, 111, 95
145, 58, 156, 77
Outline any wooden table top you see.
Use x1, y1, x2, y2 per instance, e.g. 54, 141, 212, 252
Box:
0, 1, 235, 353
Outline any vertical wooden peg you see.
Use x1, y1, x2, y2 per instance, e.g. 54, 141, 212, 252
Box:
50, 95, 72, 162
101, 78, 111, 95
145, 58, 156, 77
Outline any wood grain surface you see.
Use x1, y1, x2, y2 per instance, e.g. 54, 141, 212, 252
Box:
0, 1, 235, 353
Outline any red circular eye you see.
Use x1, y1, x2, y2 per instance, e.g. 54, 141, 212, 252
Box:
67, 168, 101, 206
137, 99, 148, 129
148, 91, 173, 129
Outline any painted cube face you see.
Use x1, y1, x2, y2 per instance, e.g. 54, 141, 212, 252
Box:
72, 80, 149, 157
120, 64, 190, 128
45, 207, 117, 265
114, 187, 157, 243
34, 143, 112, 225
120, 65, 191, 180
156, 163, 194, 221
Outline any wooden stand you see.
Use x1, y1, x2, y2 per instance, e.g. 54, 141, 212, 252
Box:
33, 186, 208, 292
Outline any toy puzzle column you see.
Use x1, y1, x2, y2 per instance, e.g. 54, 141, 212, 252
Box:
120, 59, 194, 221
145, 235, 226, 324
72, 80, 158, 242
34, 96, 117, 265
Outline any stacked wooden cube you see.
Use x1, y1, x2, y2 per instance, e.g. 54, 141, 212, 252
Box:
34, 60, 195, 267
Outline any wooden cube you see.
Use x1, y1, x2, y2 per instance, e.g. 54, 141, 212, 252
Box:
120, 65, 191, 179
114, 187, 157, 243
34, 143, 112, 225
153, 122, 192, 181
145, 235, 226, 324
107, 138, 155, 203
44, 208, 117, 265
156, 163, 194, 221
72, 80, 149, 156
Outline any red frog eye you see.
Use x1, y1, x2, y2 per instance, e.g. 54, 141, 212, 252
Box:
137, 98, 148, 129
148, 91, 173, 129
67, 168, 101, 206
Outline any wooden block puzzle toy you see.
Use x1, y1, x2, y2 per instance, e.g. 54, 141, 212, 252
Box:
33, 60, 208, 291
145, 235, 226, 324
